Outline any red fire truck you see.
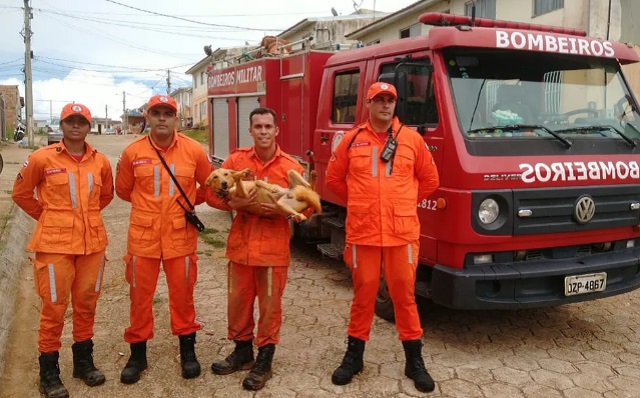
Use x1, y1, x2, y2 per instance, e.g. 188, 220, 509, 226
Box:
206, 13, 640, 315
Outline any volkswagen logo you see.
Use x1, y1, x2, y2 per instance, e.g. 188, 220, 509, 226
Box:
574, 196, 596, 224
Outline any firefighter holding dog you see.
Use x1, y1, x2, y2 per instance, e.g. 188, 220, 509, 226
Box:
115, 94, 212, 383
204, 107, 305, 391
12, 103, 114, 398
326, 82, 440, 393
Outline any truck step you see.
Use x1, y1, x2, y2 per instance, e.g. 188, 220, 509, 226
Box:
415, 281, 431, 298
323, 217, 345, 229
317, 243, 344, 259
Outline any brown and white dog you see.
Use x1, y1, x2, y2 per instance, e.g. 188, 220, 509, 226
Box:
205, 168, 321, 222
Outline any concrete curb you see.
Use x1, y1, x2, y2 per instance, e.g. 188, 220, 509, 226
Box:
0, 204, 34, 378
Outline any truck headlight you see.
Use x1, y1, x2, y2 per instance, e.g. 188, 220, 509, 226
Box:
479, 199, 499, 224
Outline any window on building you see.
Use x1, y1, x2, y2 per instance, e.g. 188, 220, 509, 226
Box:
533, 0, 564, 16
366, 39, 381, 46
193, 76, 198, 88
200, 72, 205, 85
200, 100, 207, 118
400, 23, 422, 39
332, 70, 360, 124
465, 0, 496, 19
194, 103, 199, 120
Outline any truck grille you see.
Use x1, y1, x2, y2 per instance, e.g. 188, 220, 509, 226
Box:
513, 185, 640, 235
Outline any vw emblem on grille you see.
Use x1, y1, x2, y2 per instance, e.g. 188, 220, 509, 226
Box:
574, 196, 596, 224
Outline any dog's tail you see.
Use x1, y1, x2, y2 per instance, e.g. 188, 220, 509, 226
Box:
294, 186, 322, 214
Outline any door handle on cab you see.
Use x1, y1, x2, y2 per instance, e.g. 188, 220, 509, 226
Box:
320, 132, 330, 144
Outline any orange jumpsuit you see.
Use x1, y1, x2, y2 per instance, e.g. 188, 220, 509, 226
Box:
326, 117, 439, 341
115, 133, 212, 343
12, 140, 114, 353
205, 146, 303, 347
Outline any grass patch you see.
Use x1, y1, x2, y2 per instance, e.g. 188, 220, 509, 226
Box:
181, 129, 209, 144
199, 228, 226, 248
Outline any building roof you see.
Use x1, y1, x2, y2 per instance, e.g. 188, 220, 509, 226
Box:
170, 87, 192, 96
278, 11, 390, 40
346, 0, 438, 39
185, 56, 211, 75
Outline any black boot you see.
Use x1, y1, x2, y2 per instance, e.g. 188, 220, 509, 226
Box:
38, 352, 69, 398
120, 341, 148, 384
331, 336, 365, 385
241, 344, 275, 391
211, 339, 254, 375
72, 339, 106, 387
179, 332, 201, 379
402, 339, 435, 393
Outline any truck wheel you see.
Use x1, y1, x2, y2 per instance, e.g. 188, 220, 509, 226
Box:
375, 275, 395, 322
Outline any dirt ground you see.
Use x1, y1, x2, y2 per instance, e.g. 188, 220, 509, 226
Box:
1, 135, 640, 398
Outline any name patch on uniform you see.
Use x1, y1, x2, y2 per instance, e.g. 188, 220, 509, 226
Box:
352, 141, 371, 148
132, 158, 153, 167
45, 168, 67, 176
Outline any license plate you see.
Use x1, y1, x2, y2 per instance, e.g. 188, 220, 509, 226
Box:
564, 272, 607, 296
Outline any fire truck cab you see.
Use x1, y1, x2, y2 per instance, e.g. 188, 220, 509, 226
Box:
207, 13, 640, 314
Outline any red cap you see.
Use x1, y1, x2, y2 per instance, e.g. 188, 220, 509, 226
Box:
147, 94, 177, 113
366, 82, 397, 100
60, 103, 91, 123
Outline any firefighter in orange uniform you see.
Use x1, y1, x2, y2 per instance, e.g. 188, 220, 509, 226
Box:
326, 82, 440, 392
115, 95, 211, 383
12, 103, 114, 398
205, 107, 304, 391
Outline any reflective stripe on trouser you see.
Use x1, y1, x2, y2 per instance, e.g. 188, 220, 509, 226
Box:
33, 251, 106, 353
343, 242, 422, 341
227, 261, 288, 347
123, 253, 200, 343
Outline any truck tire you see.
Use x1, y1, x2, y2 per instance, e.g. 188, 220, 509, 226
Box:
375, 275, 395, 322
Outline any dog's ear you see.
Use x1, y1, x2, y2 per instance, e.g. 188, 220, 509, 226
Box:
205, 170, 218, 188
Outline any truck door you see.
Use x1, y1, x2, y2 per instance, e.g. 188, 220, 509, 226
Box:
280, 77, 303, 157
213, 98, 230, 161
238, 96, 260, 148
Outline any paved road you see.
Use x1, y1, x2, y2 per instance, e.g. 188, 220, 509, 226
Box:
1, 135, 640, 397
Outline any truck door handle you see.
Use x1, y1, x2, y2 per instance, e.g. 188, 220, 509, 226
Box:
320, 132, 330, 144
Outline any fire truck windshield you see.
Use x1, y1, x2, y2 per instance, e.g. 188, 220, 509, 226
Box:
444, 49, 640, 145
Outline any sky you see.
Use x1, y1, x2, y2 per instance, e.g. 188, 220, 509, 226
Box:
0, 0, 420, 123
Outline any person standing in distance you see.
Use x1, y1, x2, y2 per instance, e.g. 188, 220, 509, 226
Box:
115, 94, 212, 383
12, 103, 114, 398
205, 107, 309, 391
326, 82, 440, 393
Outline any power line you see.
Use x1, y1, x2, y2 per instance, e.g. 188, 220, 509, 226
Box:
38, 10, 200, 60
104, 0, 284, 31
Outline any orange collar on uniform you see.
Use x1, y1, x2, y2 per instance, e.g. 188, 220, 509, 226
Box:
363, 117, 402, 135
248, 144, 282, 166
55, 139, 96, 157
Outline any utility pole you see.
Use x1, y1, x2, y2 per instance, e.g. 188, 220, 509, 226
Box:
166, 69, 171, 94
22, 0, 34, 147
122, 91, 127, 134
105, 104, 108, 131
